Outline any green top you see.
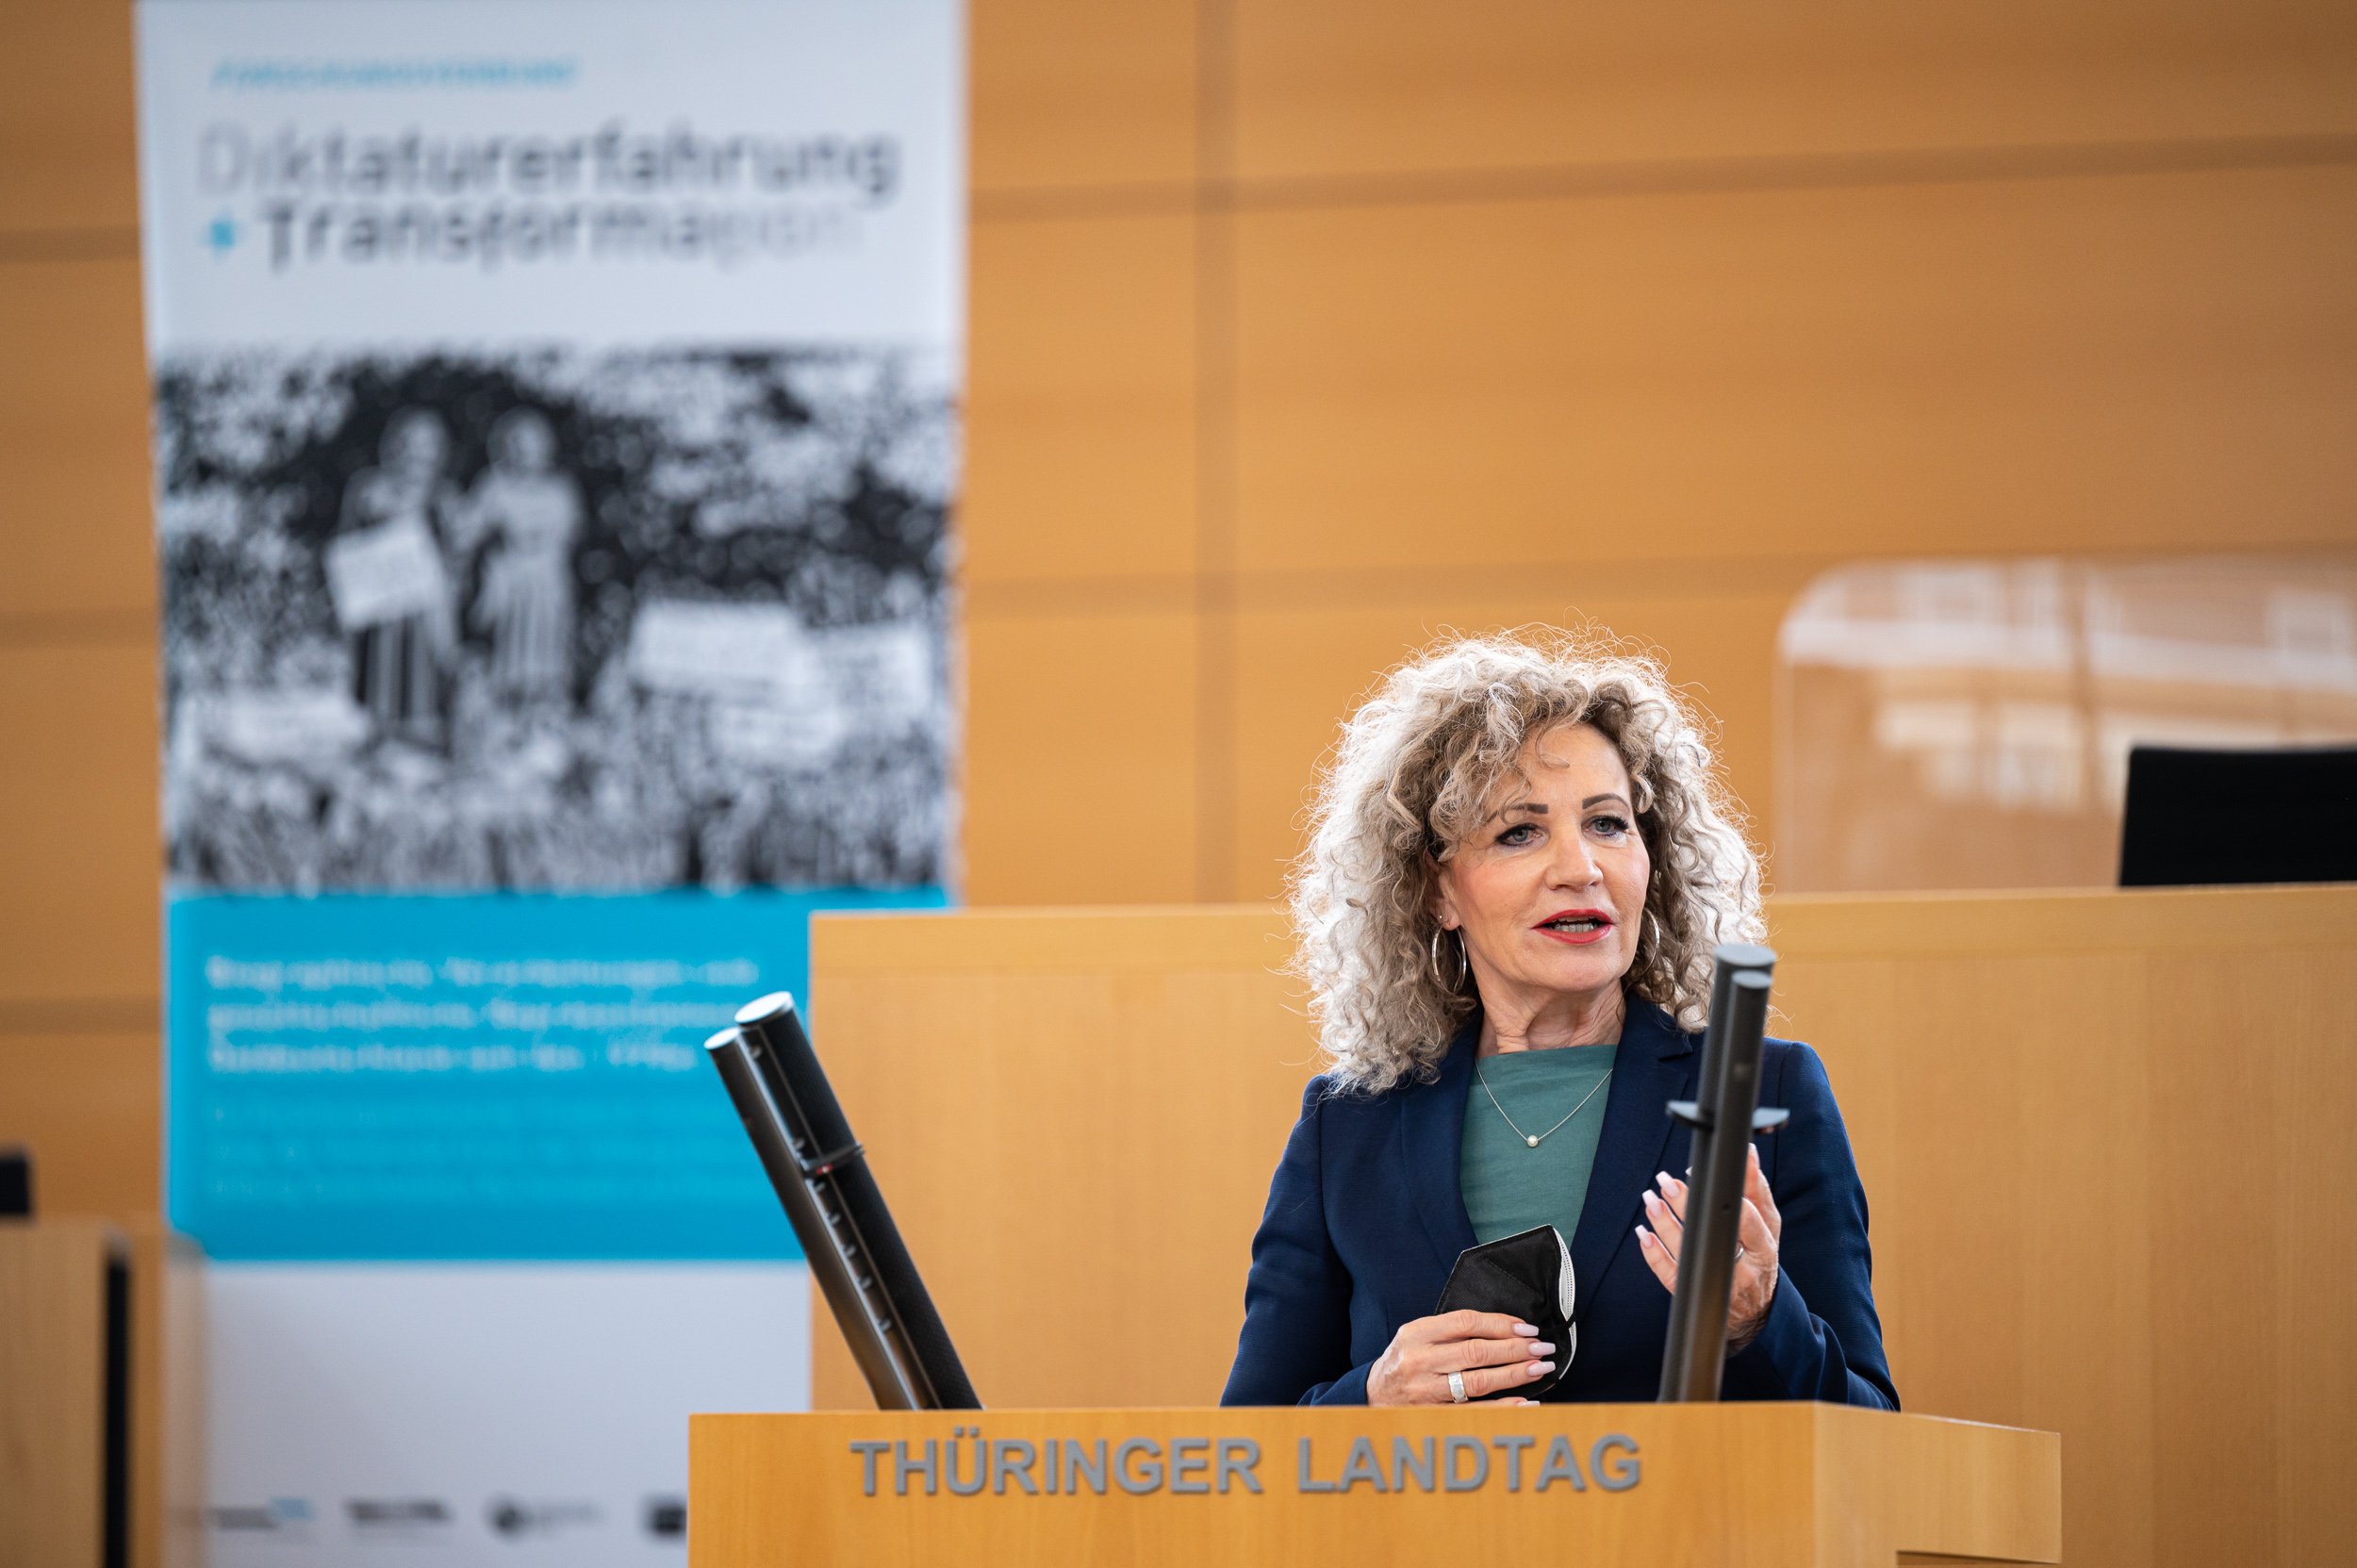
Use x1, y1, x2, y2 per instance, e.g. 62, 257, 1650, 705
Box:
1459, 1043, 1618, 1246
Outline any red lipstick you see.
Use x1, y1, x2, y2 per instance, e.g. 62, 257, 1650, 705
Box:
1533, 908, 1615, 947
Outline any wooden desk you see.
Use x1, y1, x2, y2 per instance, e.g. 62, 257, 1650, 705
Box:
1772, 885, 2357, 1568
0, 1218, 205, 1568
692, 1404, 2059, 1567
0, 1219, 125, 1568
806, 885, 2357, 1567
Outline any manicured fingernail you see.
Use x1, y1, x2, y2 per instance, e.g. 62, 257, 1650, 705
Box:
1526, 1342, 1555, 1356
1656, 1170, 1672, 1189
1640, 1191, 1658, 1213
1511, 1322, 1539, 1336
1634, 1227, 1652, 1246
1526, 1361, 1556, 1378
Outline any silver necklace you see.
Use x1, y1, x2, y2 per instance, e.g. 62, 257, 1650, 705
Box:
1475, 1062, 1613, 1148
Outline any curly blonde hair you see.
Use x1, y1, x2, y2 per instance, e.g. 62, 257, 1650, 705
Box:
1291, 631, 1764, 1094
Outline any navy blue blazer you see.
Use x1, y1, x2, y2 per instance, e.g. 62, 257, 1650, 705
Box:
1221, 999, 1897, 1409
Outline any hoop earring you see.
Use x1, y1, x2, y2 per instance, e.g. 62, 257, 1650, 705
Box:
1644, 909, 1664, 962
1429, 926, 1469, 991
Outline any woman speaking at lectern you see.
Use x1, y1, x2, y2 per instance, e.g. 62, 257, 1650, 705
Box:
1221, 634, 1897, 1409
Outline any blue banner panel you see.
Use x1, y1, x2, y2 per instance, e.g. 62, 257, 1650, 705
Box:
167, 888, 945, 1261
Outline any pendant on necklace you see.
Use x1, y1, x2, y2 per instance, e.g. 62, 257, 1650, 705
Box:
1525, 1134, 1540, 1147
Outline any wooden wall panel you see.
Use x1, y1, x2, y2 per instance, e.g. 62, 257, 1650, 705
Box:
970, 0, 1197, 193
964, 215, 1197, 586
0, 1031, 158, 1220
1228, 586, 1798, 900
806, 888, 2357, 1568
0, 257, 154, 620
0, 0, 139, 233
1230, 165, 2357, 580
0, 2, 158, 1253
954, 0, 2357, 907
0, 642, 158, 1007
962, 609, 1200, 903
1233, 0, 2357, 182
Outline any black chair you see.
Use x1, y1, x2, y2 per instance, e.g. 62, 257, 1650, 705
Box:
0, 1146, 29, 1218
2118, 745, 2357, 887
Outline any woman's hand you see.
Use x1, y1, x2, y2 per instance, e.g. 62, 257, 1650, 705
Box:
1634, 1144, 1782, 1353
1365, 1310, 1557, 1406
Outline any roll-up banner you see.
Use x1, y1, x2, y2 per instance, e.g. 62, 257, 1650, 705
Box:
134, 3, 962, 1559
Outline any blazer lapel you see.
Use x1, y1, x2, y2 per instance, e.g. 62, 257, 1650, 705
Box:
1397, 1018, 1480, 1279
1566, 1001, 1696, 1323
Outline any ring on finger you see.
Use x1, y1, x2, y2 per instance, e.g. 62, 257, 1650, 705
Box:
1446, 1371, 1468, 1404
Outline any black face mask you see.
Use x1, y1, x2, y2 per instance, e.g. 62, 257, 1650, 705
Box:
1435, 1225, 1575, 1398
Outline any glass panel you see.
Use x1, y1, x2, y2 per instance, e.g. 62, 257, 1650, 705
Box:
1775, 554, 2357, 892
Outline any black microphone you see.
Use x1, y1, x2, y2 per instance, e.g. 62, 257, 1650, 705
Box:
1657, 944, 1786, 1401
708, 992, 979, 1410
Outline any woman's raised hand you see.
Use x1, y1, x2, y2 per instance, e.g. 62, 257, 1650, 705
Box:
1633, 1143, 1783, 1352
1364, 1310, 1556, 1406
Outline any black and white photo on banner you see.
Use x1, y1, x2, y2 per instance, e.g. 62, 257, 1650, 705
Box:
156, 344, 955, 894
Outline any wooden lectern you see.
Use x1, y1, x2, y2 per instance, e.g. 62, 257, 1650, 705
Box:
692, 1403, 2059, 1566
